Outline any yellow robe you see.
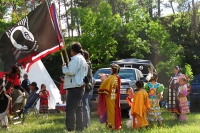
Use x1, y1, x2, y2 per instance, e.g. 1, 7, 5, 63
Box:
131, 89, 150, 129
98, 75, 120, 129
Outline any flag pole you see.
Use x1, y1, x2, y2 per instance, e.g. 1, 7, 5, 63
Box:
45, 0, 66, 64
54, 3, 70, 65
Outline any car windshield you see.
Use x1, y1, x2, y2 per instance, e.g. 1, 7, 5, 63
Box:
192, 76, 200, 84
93, 69, 136, 80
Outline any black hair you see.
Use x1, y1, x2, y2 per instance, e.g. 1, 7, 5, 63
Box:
83, 50, 90, 61
41, 84, 46, 89
126, 87, 133, 93
71, 42, 83, 54
9, 66, 21, 75
136, 81, 144, 89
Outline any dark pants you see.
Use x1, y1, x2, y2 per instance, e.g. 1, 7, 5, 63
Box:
66, 87, 85, 131
82, 89, 90, 128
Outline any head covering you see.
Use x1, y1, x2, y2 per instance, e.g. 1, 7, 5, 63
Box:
29, 82, 37, 88
111, 63, 120, 74
60, 75, 65, 79
174, 66, 180, 71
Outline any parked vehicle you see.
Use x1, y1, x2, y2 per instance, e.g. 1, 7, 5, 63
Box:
90, 67, 144, 112
189, 74, 200, 112
111, 58, 156, 77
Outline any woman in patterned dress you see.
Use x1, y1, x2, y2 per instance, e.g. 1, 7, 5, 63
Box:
167, 66, 182, 119
144, 73, 164, 127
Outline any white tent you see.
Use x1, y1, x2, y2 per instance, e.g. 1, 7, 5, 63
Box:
22, 60, 61, 109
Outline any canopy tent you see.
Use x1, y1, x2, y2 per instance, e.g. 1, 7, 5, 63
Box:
21, 60, 61, 109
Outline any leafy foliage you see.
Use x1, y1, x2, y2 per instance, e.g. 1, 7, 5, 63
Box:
1, 0, 199, 86
183, 63, 194, 84
77, 1, 122, 70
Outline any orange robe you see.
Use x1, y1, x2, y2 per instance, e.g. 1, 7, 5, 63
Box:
98, 75, 122, 130
131, 89, 150, 129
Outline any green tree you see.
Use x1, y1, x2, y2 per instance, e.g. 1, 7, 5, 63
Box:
77, 1, 122, 70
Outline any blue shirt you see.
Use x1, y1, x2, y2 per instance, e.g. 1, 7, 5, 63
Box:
26, 90, 38, 104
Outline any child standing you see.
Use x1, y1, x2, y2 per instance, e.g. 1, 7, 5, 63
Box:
131, 81, 150, 129
59, 75, 67, 104
39, 84, 50, 119
126, 87, 134, 119
126, 87, 134, 128
144, 73, 164, 127
177, 74, 190, 121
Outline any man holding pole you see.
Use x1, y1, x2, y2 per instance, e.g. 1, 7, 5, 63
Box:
62, 42, 88, 132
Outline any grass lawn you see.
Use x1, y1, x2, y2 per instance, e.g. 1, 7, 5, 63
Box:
1, 108, 200, 133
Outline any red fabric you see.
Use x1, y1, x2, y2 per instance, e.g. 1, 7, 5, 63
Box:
0, 72, 6, 78
39, 90, 50, 105
18, 43, 63, 72
115, 75, 122, 130
50, 4, 63, 43
126, 96, 133, 107
12, 74, 21, 86
5, 73, 21, 94
55, 105, 66, 112
97, 93, 107, 116
59, 82, 66, 95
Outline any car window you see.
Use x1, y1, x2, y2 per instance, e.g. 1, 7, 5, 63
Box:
192, 76, 200, 84
93, 69, 136, 80
93, 69, 111, 79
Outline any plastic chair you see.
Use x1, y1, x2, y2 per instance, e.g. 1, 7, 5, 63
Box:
22, 97, 39, 123
9, 95, 25, 125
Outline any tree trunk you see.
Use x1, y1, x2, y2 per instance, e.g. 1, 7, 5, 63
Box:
192, 0, 197, 34
74, 0, 81, 36
157, 0, 161, 17
23, 0, 27, 14
0, 0, 3, 19
58, 0, 61, 19
63, 0, 70, 37
148, 0, 153, 18
110, 0, 116, 15
70, 0, 73, 38
169, 1, 175, 14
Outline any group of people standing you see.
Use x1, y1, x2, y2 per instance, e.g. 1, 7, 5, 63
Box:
62, 42, 190, 132
0, 66, 50, 129
167, 66, 190, 121
97, 64, 190, 131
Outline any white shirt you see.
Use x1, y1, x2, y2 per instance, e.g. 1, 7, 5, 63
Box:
62, 53, 88, 89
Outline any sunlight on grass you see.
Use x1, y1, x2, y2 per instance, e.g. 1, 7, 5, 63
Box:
1, 108, 200, 133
